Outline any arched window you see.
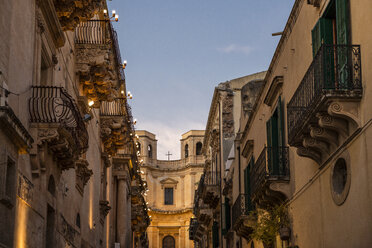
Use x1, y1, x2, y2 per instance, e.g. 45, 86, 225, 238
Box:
48, 175, 56, 196
185, 144, 189, 158
76, 213, 81, 228
162, 235, 175, 248
148, 145, 152, 158
196, 142, 202, 155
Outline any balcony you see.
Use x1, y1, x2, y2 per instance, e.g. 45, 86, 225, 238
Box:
232, 194, 255, 240
75, 21, 125, 103
29, 86, 88, 170
202, 171, 220, 209
287, 44, 362, 165
251, 146, 290, 205
189, 218, 197, 240
100, 99, 134, 156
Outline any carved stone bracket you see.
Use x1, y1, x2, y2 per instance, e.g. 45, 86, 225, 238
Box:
307, 0, 321, 7
30, 125, 83, 172
75, 159, 93, 195
99, 200, 111, 218
53, 0, 104, 31
101, 117, 130, 156
292, 100, 361, 165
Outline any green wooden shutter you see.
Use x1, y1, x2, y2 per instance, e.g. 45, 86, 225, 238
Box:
277, 97, 284, 175
226, 198, 231, 231
336, 0, 351, 88
336, 0, 350, 45
266, 118, 273, 174
246, 158, 254, 211
311, 18, 334, 57
212, 221, 219, 248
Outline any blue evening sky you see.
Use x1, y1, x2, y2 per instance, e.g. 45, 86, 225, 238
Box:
107, 0, 294, 159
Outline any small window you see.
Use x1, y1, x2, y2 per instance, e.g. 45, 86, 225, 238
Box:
196, 142, 202, 155
5, 158, 16, 199
185, 144, 189, 158
148, 145, 152, 158
164, 187, 173, 205
162, 235, 175, 248
137, 143, 141, 154
331, 156, 351, 206
76, 213, 81, 228
48, 175, 56, 196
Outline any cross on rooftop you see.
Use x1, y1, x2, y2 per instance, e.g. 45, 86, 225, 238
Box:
165, 151, 172, 160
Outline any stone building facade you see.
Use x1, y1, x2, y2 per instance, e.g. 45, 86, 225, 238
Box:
136, 130, 205, 248
190, 72, 266, 248
0, 0, 148, 247
192, 0, 372, 248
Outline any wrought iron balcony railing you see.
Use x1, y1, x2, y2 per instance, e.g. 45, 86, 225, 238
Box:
251, 146, 289, 198
232, 194, 253, 230
287, 44, 362, 144
29, 86, 89, 154
100, 99, 125, 116
75, 20, 107, 44
205, 171, 220, 185
189, 218, 198, 240
75, 20, 125, 82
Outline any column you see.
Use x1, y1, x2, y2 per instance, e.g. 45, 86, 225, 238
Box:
116, 175, 131, 247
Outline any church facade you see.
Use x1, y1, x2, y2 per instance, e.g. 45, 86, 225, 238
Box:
136, 130, 205, 248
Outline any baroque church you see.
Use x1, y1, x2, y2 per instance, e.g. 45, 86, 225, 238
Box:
136, 130, 205, 248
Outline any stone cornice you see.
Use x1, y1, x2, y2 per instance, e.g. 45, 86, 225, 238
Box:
0, 106, 33, 152
143, 163, 204, 172
37, 0, 65, 48
202, 88, 220, 155
149, 207, 193, 215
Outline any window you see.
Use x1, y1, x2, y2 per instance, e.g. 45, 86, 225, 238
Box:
48, 175, 56, 196
331, 156, 351, 205
164, 187, 173, 205
196, 142, 202, 155
40, 44, 53, 86
185, 144, 189, 158
76, 213, 81, 228
266, 96, 284, 175
0, 149, 16, 208
148, 145, 152, 158
137, 143, 141, 154
162, 235, 175, 248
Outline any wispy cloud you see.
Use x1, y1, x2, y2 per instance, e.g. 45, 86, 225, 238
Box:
217, 44, 253, 55
136, 119, 205, 160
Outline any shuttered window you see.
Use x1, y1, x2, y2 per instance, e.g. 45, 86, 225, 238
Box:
164, 187, 173, 205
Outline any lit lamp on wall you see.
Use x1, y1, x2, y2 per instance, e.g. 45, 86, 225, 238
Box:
122, 60, 127, 69
102, 9, 119, 22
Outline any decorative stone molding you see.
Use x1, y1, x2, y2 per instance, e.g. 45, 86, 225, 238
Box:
17, 174, 34, 204
242, 140, 254, 158
37, 0, 65, 47
60, 214, 77, 246
53, 0, 104, 31
160, 178, 178, 189
101, 117, 129, 156
75, 159, 93, 194
264, 76, 283, 106
99, 200, 111, 218
0, 106, 33, 153
307, 0, 321, 7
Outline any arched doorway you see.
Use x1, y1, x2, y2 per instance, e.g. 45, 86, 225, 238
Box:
162, 235, 175, 248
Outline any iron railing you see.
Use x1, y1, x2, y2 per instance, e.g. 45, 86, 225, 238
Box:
29, 86, 89, 153
75, 20, 107, 44
75, 20, 125, 82
232, 194, 252, 229
193, 174, 205, 214
100, 99, 125, 116
189, 218, 198, 240
205, 171, 220, 185
251, 146, 289, 197
287, 44, 362, 144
